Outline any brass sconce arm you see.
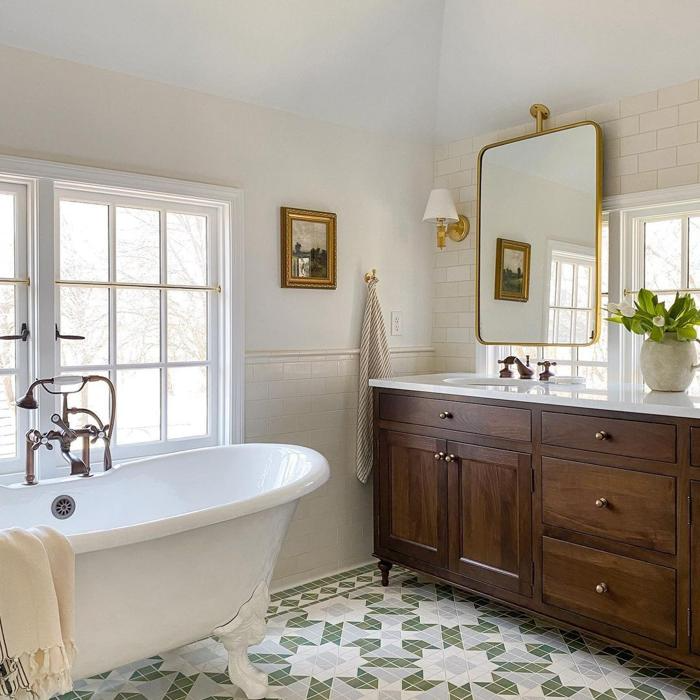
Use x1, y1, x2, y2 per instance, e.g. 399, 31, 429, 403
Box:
435, 215, 470, 250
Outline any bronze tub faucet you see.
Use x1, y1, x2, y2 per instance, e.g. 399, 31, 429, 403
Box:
16, 375, 115, 486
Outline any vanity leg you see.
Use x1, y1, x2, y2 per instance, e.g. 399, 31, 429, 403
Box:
378, 560, 393, 587
213, 582, 270, 699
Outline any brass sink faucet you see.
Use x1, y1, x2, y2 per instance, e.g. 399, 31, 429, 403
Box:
497, 355, 535, 379
16, 375, 116, 486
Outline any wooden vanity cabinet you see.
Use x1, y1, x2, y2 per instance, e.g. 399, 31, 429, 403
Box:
373, 387, 700, 674
376, 430, 448, 569
447, 442, 532, 596
690, 481, 700, 656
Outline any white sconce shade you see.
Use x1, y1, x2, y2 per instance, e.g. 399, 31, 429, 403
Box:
422, 188, 459, 223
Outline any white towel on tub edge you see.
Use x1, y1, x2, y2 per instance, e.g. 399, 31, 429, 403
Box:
0, 526, 75, 700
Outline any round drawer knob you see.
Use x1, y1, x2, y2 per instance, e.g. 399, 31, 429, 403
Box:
434, 452, 444, 461
595, 582, 608, 594
439, 411, 453, 420
444, 454, 456, 463
595, 497, 608, 509
595, 430, 609, 441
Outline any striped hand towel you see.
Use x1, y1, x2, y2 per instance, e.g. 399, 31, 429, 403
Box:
356, 277, 392, 483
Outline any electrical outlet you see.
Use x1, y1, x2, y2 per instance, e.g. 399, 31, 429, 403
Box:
391, 311, 402, 336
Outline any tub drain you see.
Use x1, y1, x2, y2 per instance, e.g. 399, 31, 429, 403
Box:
51, 495, 75, 520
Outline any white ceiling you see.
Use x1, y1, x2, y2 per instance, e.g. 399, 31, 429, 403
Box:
437, 0, 700, 142
1, 0, 700, 143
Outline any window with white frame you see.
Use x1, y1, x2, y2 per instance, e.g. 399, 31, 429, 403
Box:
56, 189, 219, 452
0, 157, 242, 482
623, 205, 700, 392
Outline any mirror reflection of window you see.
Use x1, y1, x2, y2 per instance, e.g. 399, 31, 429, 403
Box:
546, 244, 595, 345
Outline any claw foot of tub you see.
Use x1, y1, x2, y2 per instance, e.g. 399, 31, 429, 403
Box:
213, 581, 270, 699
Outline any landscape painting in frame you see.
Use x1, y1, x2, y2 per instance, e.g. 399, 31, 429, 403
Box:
494, 237, 530, 302
281, 207, 337, 289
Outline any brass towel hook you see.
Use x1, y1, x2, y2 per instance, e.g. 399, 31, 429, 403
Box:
364, 269, 378, 284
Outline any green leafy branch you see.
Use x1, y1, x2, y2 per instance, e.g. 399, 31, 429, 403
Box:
606, 288, 700, 342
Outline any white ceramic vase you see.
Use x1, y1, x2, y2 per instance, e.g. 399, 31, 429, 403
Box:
639, 332, 700, 392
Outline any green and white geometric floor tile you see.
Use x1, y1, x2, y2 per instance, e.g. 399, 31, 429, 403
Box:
57, 563, 700, 699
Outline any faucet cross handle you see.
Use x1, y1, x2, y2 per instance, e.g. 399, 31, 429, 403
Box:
26, 428, 50, 451
537, 360, 558, 381
84, 423, 107, 443
497, 358, 515, 378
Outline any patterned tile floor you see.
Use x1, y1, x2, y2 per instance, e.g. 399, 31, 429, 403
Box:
58, 563, 700, 700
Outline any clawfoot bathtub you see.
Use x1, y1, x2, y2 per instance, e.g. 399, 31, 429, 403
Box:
0, 443, 329, 699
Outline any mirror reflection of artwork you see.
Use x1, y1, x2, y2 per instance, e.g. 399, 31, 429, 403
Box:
281, 207, 336, 289
495, 238, 530, 302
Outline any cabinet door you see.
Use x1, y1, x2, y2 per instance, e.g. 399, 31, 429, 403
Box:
447, 442, 532, 595
377, 430, 448, 568
691, 481, 700, 654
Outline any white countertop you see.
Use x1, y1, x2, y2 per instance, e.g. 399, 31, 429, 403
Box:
369, 373, 700, 420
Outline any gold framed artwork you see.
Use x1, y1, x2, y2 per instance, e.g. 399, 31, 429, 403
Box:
494, 238, 531, 302
281, 207, 337, 289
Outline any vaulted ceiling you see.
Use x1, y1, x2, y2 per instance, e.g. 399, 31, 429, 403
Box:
1, 0, 700, 143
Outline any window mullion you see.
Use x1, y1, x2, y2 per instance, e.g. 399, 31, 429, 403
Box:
682, 215, 690, 290
109, 203, 117, 371
14, 185, 30, 470
160, 207, 168, 443
108, 203, 118, 447
34, 179, 61, 478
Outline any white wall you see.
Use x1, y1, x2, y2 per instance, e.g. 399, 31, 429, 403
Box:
0, 44, 435, 351
0, 45, 436, 585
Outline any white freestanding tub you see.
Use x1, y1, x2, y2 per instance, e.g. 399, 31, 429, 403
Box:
0, 444, 329, 699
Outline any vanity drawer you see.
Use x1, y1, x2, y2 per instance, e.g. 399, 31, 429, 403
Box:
542, 457, 676, 553
541, 412, 676, 463
542, 537, 676, 646
378, 393, 531, 441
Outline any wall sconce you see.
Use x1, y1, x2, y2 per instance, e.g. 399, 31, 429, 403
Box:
422, 188, 469, 250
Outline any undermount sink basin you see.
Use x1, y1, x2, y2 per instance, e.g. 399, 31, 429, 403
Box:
440, 375, 583, 390
442, 376, 544, 388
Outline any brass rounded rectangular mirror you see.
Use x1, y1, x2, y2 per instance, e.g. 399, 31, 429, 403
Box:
476, 120, 602, 346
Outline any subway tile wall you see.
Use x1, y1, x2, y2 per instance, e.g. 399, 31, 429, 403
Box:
245, 347, 434, 589
432, 79, 700, 372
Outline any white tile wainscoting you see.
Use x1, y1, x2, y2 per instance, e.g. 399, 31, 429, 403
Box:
432, 78, 700, 373
245, 346, 434, 589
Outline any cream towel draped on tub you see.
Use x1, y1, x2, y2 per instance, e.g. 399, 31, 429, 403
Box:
0, 527, 76, 700
356, 276, 392, 483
